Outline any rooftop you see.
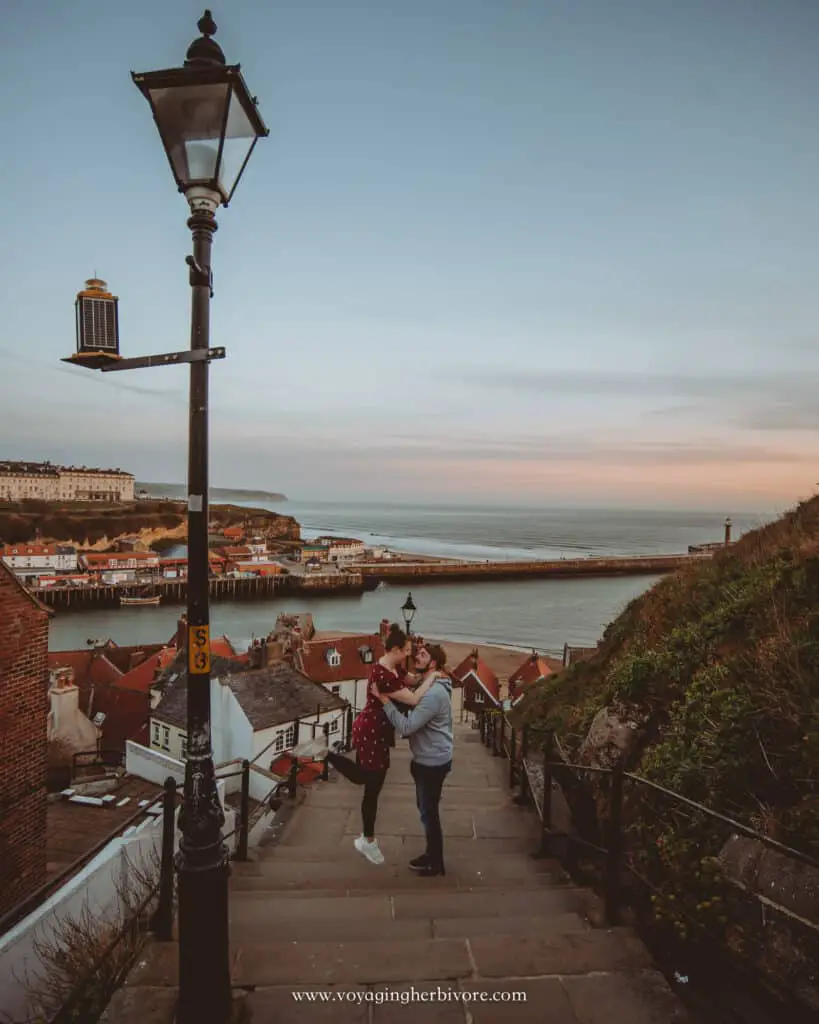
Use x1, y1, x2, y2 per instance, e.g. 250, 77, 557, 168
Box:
46, 776, 164, 881
295, 633, 384, 684
153, 655, 348, 732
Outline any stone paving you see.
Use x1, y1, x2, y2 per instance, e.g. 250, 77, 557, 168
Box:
104, 722, 689, 1022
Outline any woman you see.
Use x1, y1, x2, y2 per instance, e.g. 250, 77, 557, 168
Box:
327, 623, 437, 865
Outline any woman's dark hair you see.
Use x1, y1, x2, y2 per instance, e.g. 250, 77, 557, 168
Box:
425, 643, 447, 669
384, 623, 408, 651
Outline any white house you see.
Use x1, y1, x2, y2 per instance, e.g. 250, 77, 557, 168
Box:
313, 536, 367, 564
147, 653, 348, 795
1, 543, 78, 575
293, 633, 384, 714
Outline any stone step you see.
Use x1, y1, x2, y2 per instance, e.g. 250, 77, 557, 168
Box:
128, 929, 650, 989
262, 834, 538, 862
230, 891, 590, 942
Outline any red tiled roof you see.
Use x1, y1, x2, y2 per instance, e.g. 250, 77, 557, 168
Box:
2, 543, 56, 556
48, 650, 123, 688
295, 634, 384, 684
211, 635, 239, 659
223, 546, 251, 558
116, 651, 167, 692
508, 654, 554, 701
269, 755, 323, 785
452, 652, 500, 703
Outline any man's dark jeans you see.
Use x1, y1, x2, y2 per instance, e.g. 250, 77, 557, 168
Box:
410, 760, 451, 873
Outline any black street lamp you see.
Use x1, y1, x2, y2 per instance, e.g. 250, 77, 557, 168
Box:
64, 12, 267, 1023
401, 591, 417, 635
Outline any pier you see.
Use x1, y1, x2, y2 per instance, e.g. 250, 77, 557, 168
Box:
354, 551, 712, 585
29, 554, 710, 612
32, 574, 285, 610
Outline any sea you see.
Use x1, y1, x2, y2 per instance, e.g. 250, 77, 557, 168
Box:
48, 501, 772, 654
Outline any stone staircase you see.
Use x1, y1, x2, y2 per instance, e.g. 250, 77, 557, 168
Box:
109, 722, 688, 1022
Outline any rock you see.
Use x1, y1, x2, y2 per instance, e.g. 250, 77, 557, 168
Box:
578, 705, 648, 769
718, 835, 819, 925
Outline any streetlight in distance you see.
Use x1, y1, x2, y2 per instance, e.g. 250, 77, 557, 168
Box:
401, 591, 417, 635
65, 12, 268, 1023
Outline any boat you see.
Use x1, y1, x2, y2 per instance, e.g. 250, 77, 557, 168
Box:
120, 594, 162, 607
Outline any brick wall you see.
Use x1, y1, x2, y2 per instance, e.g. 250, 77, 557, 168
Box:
0, 565, 49, 920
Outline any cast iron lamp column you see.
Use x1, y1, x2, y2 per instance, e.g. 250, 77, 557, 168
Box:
131, 12, 268, 1023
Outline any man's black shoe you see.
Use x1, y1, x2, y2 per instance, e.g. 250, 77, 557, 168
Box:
417, 866, 445, 878
408, 854, 430, 871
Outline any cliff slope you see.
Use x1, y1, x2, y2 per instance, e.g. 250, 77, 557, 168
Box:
0, 501, 300, 548
516, 496, 819, 1006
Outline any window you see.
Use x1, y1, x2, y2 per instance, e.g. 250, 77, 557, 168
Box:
326, 647, 342, 668
473, 691, 484, 704
275, 731, 285, 753
284, 724, 296, 748
161, 726, 170, 751
359, 646, 374, 664
152, 722, 160, 745
330, 718, 339, 733
330, 685, 341, 695
180, 735, 188, 759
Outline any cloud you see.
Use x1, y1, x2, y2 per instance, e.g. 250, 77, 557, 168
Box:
453, 366, 819, 433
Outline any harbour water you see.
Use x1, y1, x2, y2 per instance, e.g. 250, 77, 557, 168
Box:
49, 502, 772, 652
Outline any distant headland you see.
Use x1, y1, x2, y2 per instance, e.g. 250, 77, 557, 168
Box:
137, 482, 287, 503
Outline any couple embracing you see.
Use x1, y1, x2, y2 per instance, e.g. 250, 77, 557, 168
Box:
326, 624, 453, 877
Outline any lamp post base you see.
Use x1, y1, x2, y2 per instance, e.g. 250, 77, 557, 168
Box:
176, 857, 232, 1024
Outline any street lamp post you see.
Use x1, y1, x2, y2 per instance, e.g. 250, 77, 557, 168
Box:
65, 13, 267, 1023
132, 15, 268, 1023
401, 591, 417, 636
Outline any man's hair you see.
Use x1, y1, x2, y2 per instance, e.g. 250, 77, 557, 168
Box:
425, 643, 447, 669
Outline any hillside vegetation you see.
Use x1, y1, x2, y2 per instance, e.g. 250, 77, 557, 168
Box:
519, 497, 819, 855
515, 498, 819, 1006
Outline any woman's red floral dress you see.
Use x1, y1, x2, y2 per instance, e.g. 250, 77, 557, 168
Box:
351, 663, 405, 771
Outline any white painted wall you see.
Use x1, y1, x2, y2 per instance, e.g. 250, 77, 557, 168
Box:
0, 807, 166, 1022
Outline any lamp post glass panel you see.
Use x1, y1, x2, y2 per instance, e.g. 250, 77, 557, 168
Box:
130, 12, 268, 1024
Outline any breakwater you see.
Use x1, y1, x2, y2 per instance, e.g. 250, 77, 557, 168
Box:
355, 552, 711, 585
31, 554, 708, 612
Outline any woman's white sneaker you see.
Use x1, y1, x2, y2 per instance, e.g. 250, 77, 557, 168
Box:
354, 836, 385, 865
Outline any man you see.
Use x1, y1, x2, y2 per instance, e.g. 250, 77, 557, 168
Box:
370, 643, 453, 878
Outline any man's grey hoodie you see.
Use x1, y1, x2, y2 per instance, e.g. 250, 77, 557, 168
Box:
381, 675, 453, 767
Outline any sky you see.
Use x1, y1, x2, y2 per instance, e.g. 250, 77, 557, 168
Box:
2, 0, 819, 512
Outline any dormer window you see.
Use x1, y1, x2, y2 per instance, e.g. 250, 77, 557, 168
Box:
359, 645, 374, 664
326, 647, 342, 668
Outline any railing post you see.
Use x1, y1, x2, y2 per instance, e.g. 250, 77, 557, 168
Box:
322, 723, 330, 780
151, 776, 176, 941
345, 705, 353, 751
288, 755, 298, 799
492, 715, 501, 756
236, 760, 250, 862
496, 714, 505, 758
535, 737, 553, 858
516, 725, 531, 805
605, 763, 624, 926
508, 726, 517, 789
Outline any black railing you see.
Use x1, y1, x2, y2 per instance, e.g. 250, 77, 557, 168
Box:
474, 708, 819, 931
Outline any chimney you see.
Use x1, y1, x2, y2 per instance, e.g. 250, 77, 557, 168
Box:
49, 676, 81, 734
176, 614, 188, 653
724, 517, 732, 547
379, 619, 390, 639
471, 648, 479, 670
